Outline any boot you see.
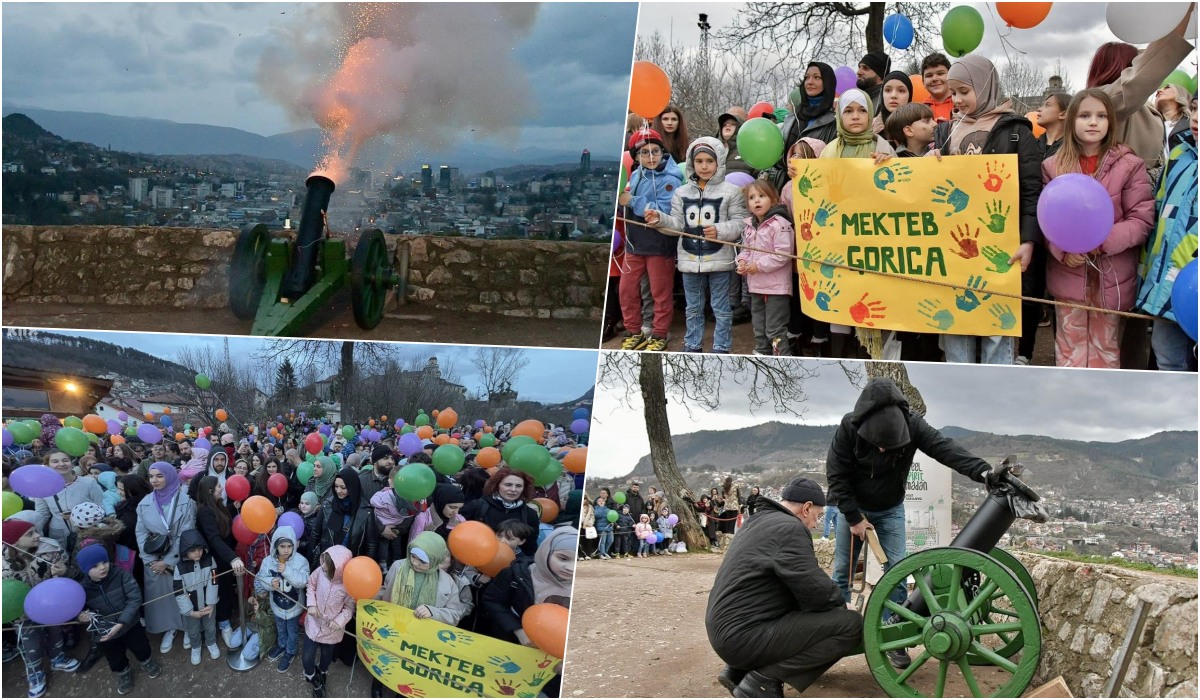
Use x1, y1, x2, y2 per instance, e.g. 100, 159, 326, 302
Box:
141, 657, 162, 679
77, 643, 104, 674
733, 670, 784, 698
828, 333, 850, 358
717, 665, 747, 695
312, 670, 327, 698
116, 667, 135, 696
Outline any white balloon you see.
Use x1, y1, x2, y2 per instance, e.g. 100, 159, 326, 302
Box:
1106, 2, 1192, 44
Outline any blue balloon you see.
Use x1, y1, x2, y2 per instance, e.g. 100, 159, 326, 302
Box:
883, 13, 914, 50
572, 407, 589, 420
1171, 259, 1198, 341
159, 415, 172, 427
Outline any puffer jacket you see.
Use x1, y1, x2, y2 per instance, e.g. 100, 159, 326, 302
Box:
303, 545, 356, 644
1043, 144, 1155, 310
77, 564, 142, 639
173, 529, 218, 615
255, 526, 310, 620
1137, 133, 1198, 319
656, 137, 749, 273
737, 204, 795, 295
621, 156, 685, 258
593, 504, 612, 532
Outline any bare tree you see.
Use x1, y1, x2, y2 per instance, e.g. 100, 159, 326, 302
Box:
175, 339, 261, 428
1000, 56, 1050, 112
355, 354, 466, 424
471, 347, 530, 400
254, 340, 398, 422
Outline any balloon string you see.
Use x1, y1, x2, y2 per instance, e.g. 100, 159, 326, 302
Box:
614, 216, 1158, 321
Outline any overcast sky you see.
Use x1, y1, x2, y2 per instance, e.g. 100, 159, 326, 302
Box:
1, 2, 637, 153
637, 2, 1197, 103
588, 357, 1199, 478
52, 330, 599, 405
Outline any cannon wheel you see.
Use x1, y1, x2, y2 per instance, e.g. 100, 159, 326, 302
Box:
229, 224, 270, 319
962, 548, 1039, 665
351, 229, 390, 330
863, 547, 1041, 698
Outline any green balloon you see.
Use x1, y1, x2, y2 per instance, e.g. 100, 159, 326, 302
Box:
942, 6, 984, 58
341, 425, 356, 440
54, 427, 90, 457
415, 414, 430, 427
501, 435, 537, 464
432, 444, 466, 476
87, 433, 99, 443
2, 491, 23, 519
534, 459, 564, 488
510, 443, 549, 475
613, 491, 627, 505
479, 433, 496, 448
64, 416, 83, 430
2, 579, 30, 624
7, 422, 35, 445
400, 425, 414, 435
125, 425, 137, 437
22, 420, 40, 433
195, 373, 211, 390
393, 464, 436, 501
736, 117, 786, 170
606, 510, 619, 523
297, 461, 314, 486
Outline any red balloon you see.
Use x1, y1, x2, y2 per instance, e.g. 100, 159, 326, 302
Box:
225, 474, 251, 502
304, 432, 323, 456
232, 515, 256, 545
748, 101, 775, 120
268, 473, 288, 498
621, 151, 633, 178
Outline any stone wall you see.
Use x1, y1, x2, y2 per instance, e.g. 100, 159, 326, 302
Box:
2, 226, 608, 319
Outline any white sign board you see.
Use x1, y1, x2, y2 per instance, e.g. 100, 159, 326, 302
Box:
904, 456, 952, 553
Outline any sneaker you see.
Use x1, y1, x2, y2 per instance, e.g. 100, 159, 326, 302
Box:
620, 333, 648, 351
141, 658, 162, 679
191, 647, 202, 666
1015, 355, 1030, 365
182, 634, 191, 650
886, 649, 912, 670
643, 336, 669, 352
711, 349, 730, 354
159, 629, 176, 654
51, 653, 81, 672
267, 644, 285, 662
599, 554, 610, 559
680, 345, 702, 353
277, 654, 293, 673
207, 644, 220, 661
27, 671, 47, 699
220, 623, 235, 649
116, 668, 134, 696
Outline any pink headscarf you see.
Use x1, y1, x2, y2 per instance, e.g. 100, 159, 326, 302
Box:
149, 461, 181, 514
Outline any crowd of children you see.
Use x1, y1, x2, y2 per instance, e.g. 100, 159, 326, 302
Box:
610, 11, 1196, 370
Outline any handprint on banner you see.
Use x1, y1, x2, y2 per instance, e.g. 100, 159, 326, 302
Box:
849, 293, 887, 326
494, 679, 519, 696
797, 209, 818, 241
918, 299, 955, 330
931, 179, 970, 216
795, 165, 823, 201
814, 199, 839, 227
437, 629, 474, 647
949, 224, 981, 260
529, 672, 550, 688
489, 656, 523, 674
979, 161, 1010, 192
826, 165, 848, 200
371, 664, 386, 678
977, 200, 1010, 234
800, 243, 824, 272
536, 658, 556, 669
360, 621, 378, 641
819, 254, 844, 280
374, 625, 399, 640
361, 603, 380, 617
989, 303, 1018, 330
814, 280, 841, 311
955, 275, 992, 312
395, 684, 426, 698
800, 273, 816, 301
873, 163, 913, 193
982, 245, 1014, 274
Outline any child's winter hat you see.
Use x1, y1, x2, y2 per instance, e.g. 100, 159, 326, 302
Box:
300, 492, 321, 509
71, 502, 107, 529
690, 142, 719, 162
77, 543, 109, 573
627, 128, 665, 155
1, 519, 34, 545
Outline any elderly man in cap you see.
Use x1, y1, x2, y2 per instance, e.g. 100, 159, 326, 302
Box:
826, 377, 993, 669
706, 477, 862, 698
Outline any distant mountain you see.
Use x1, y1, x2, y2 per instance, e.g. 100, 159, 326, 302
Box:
2, 113, 57, 140
1, 329, 192, 385
2, 107, 601, 173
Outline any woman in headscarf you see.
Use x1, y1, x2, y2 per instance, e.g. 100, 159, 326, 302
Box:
304, 456, 338, 511
318, 467, 378, 560
875, 71, 913, 135
135, 461, 196, 653
770, 61, 838, 191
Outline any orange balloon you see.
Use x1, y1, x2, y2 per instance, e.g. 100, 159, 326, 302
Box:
629, 61, 671, 119
473, 431, 482, 441
82, 414, 107, 435
432, 409, 440, 418
416, 425, 434, 440
369, 419, 375, 427
343, 556, 383, 600
111, 435, 125, 445
997, 2, 1052, 29
436, 408, 458, 429
448, 521, 500, 567
522, 604, 569, 659
476, 447, 501, 468
1026, 112, 1046, 138
909, 75, 930, 105
381, 415, 387, 422
450, 438, 460, 447
512, 419, 546, 444
484, 426, 494, 434
477, 541, 516, 577
241, 495, 277, 534
215, 409, 228, 422
533, 497, 559, 524
144, 412, 154, 421
433, 433, 450, 446
563, 447, 587, 474
175, 432, 185, 441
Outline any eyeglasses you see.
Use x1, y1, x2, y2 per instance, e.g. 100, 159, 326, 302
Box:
636, 148, 663, 157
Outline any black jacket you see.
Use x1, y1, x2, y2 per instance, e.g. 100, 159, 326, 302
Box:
459, 497, 541, 557
319, 468, 378, 561
299, 506, 325, 572
705, 497, 844, 667
624, 491, 646, 520
77, 565, 142, 638
934, 113, 1044, 246
478, 555, 534, 643
826, 378, 989, 526
196, 502, 239, 571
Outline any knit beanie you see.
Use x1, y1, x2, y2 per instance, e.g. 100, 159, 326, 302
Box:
77, 543, 110, 573
1, 519, 34, 545
860, 51, 891, 77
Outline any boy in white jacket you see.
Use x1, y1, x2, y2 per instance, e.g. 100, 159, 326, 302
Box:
173, 529, 220, 665
254, 525, 309, 672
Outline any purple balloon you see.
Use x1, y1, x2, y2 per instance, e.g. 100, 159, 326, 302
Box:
116, 411, 129, 421
194, 437, 212, 451
724, 171, 756, 188
474, 419, 485, 429
570, 419, 589, 434
612, 229, 623, 255
25, 577, 86, 625
398, 432, 423, 457
1038, 173, 1115, 254
2, 429, 11, 448
278, 511, 305, 540
667, 514, 679, 526
9, 465, 66, 499
106, 419, 122, 435
835, 65, 857, 95
319, 424, 332, 436
137, 423, 163, 444
645, 533, 657, 544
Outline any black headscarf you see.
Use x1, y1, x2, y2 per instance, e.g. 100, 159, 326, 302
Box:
330, 467, 363, 517
879, 71, 914, 124
798, 61, 837, 123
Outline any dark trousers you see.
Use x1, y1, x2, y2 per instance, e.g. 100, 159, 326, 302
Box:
101, 622, 153, 673
716, 607, 862, 694
752, 294, 792, 355
302, 636, 336, 676
215, 567, 235, 625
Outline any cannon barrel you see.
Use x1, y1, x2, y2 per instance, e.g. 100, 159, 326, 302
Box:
282, 174, 336, 298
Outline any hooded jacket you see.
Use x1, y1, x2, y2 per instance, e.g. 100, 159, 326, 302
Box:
1043, 143, 1156, 310
173, 528, 218, 615
737, 204, 795, 295
77, 563, 142, 640
621, 155, 685, 258
826, 378, 990, 526
255, 525, 310, 619
656, 137, 749, 273
1137, 132, 1198, 319
304, 544, 355, 644
299, 505, 326, 571
319, 467, 379, 561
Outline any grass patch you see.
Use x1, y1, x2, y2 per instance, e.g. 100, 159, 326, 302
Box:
1028, 550, 1197, 578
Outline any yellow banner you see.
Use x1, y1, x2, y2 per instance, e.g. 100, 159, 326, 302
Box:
790, 154, 1022, 336
356, 600, 560, 698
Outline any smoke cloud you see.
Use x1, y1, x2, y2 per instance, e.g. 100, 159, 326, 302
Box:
257, 3, 540, 182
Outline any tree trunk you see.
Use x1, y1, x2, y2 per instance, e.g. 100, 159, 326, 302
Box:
639, 353, 709, 551
340, 341, 355, 421
865, 2, 885, 53
865, 361, 926, 417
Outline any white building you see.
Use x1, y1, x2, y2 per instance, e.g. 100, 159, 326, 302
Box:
128, 177, 148, 203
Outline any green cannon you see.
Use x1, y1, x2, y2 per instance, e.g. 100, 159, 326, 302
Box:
228, 174, 400, 336
860, 458, 1047, 697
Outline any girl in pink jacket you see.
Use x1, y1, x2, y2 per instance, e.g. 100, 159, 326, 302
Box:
303, 545, 355, 697
737, 180, 797, 356
634, 514, 655, 558
1043, 88, 1155, 368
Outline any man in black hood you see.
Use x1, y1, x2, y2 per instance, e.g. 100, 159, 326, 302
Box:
825, 377, 992, 670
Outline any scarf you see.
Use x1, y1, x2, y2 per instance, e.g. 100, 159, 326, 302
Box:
823, 89, 878, 159
308, 461, 337, 502
150, 462, 181, 515
946, 55, 1015, 156
494, 494, 524, 510
532, 526, 578, 604
879, 71, 914, 124
390, 531, 447, 609
797, 61, 837, 124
